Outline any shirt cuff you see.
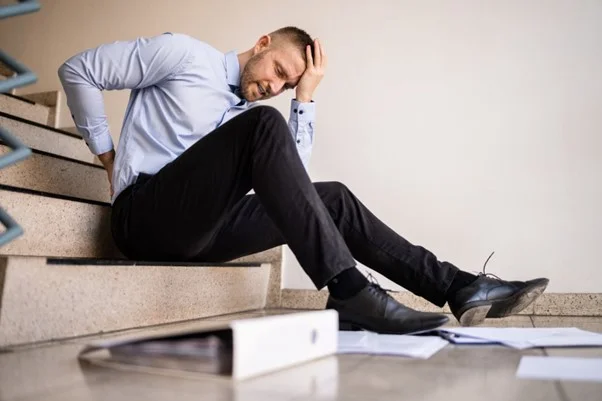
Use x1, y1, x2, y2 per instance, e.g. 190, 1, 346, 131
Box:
290, 99, 316, 123
86, 134, 114, 155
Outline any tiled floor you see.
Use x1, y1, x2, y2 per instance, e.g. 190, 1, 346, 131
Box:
1, 310, 601, 401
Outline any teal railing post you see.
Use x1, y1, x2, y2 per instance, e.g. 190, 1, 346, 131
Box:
0, 0, 40, 19
0, 0, 40, 246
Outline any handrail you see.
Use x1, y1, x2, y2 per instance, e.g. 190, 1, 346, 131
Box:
0, 201, 24, 246
0, 49, 37, 92
0, 127, 31, 170
0, 0, 40, 19
0, 0, 40, 246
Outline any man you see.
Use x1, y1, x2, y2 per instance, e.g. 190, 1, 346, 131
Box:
58, 27, 549, 334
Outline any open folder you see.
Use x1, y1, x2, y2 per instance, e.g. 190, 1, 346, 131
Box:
79, 310, 338, 380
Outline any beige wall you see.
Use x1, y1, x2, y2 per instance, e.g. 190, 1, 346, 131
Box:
1, 0, 601, 293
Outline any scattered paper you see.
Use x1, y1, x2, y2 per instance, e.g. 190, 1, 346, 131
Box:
435, 327, 602, 349
517, 356, 602, 382
338, 331, 448, 359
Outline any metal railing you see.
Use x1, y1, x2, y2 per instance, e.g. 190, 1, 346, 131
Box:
0, 0, 40, 246
0, 0, 39, 19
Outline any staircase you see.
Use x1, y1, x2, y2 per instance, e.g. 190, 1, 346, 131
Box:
0, 92, 285, 347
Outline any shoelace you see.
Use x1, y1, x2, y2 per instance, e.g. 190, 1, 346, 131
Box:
365, 271, 394, 294
474, 251, 503, 280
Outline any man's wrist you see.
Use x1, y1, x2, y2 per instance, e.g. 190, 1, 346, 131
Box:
98, 149, 115, 168
295, 93, 312, 103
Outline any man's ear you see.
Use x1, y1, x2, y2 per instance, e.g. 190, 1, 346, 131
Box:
253, 35, 272, 54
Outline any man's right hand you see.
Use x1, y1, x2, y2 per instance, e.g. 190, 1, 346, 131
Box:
98, 150, 116, 197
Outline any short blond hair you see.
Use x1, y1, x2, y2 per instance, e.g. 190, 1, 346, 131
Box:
270, 26, 315, 61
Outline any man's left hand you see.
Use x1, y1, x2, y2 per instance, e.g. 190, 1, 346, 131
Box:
296, 38, 327, 103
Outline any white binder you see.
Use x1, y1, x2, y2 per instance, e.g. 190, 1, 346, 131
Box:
79, 309, 338, 380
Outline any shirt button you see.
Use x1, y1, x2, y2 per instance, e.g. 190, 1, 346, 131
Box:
293, 109, 298, 113
299, 110, 304, 115
297, 139, 301, 144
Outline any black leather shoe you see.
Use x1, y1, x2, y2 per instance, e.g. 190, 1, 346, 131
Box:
448, 275, 549, 326
326, 283, 449, 334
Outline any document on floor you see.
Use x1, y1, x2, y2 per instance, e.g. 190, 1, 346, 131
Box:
433, 327, 602, 349
337, 331, 448, 359
517, 356, 602, 383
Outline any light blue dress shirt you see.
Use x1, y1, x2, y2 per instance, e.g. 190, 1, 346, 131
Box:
58, 32, 316, 204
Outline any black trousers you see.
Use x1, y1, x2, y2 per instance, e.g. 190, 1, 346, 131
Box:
111, 106, 459, 307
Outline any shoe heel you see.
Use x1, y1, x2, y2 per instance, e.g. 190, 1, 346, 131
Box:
339, 321, 362, 331
458, 305, 491, 327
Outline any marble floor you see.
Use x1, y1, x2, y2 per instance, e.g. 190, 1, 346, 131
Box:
1, 310, 601, 401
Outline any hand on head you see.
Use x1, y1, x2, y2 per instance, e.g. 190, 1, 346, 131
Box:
296, 38, 327, 102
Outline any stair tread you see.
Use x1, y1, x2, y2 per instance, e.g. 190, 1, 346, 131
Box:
0, 187, 118, 258
0, 111, 76, 138
5, 144, 105, 170
0, 183, 110, 206
0, 255, 272, 347
0, 94, 51, 126
1, 92, 36, 105
0, 186, 282, 262
0, 113, 93, 165
0, 143, 109, 203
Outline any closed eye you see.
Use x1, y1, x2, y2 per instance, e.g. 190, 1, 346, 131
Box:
276, 64, 294, 90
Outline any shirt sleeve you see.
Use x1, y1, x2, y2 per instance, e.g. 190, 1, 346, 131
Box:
57, 32, 193, 155
288, 99, 316, 172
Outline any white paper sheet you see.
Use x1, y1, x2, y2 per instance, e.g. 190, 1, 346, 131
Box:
437, 327, 602, 349
337, 331, 448, 359
517, 356, 602, 382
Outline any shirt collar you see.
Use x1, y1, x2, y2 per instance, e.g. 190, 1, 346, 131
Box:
225, 50, 241, 90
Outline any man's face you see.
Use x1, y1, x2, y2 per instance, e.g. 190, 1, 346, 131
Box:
240, 42, 306, 102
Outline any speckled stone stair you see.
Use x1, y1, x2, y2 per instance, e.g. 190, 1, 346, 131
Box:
0, 144, 110, 203
0, 112, 95, 164
0, 93, 51, 125
18, 90, 63, 128
0, 187, 118, 258
0, 255, 271, 347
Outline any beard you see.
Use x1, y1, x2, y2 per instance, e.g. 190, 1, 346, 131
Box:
240, 51, 267, 101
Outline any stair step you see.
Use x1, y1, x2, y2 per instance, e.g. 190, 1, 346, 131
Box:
0, 255, 271, 346
0, 144, 110, 203
0, 112, 95, 164
18, 90, 62, 128
0, 185, 281, 262
0, 187, 118, 258
0, 93, 51, 126
60, 126, 79, 135
60, 126, 104, 166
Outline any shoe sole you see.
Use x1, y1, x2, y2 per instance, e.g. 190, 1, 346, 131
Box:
338, 321, 364, 331
457, 279, 549, 327
458, 304, 492, 327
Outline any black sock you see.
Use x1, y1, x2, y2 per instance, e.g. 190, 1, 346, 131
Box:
447, 270, 479, 296
327, 267, 369, 300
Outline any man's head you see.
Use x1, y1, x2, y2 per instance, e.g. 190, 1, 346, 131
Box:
239, 26, 314, 102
